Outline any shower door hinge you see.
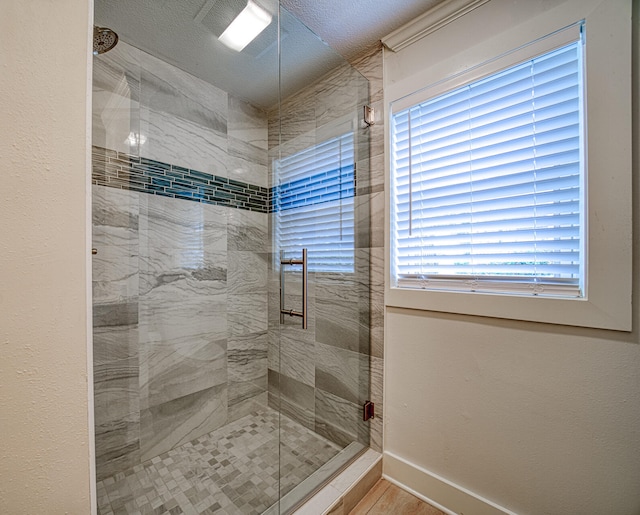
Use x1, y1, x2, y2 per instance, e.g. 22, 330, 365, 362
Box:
363, 400, 375, 421
363, 105, 375, 126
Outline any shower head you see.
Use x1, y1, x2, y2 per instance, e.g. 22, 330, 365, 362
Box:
93, 26, 119, 55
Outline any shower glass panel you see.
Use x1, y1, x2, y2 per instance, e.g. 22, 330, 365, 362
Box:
268, 7, 372, 511
91, 1, 371, 514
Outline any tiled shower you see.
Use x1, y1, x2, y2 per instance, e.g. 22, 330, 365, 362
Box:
91, 5, 381, 513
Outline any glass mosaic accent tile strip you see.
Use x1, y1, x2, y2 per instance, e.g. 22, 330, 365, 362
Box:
96, 409, 341, 515
271, 165, 355, 212
270, 132, 356, 214
92, 146, 269, 213
92, 146, 358, 215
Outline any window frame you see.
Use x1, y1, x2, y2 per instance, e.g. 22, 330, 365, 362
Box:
383, 0, 632, 331
390, 29, 586, 298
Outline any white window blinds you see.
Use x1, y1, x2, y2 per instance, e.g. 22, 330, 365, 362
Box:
275, 133, 355, 273
391, 40, 585, 297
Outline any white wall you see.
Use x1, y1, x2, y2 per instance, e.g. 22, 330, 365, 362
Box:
385, 312, 640, 514
0, 1, 94, 513
383, 1, 640, 514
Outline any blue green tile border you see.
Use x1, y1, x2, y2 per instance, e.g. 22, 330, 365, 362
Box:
273, 165, 355, 212
92, 146, 269, 213
92, 146, 356, 214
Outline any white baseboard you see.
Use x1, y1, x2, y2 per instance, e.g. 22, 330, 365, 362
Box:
383, 451, 517, 515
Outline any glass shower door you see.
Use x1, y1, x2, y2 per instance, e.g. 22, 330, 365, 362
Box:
265, 6, 373, 511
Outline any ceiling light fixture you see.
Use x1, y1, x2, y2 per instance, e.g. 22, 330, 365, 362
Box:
218, 0, 272, 52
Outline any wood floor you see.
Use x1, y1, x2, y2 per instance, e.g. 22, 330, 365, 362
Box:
349, 479, 446, 515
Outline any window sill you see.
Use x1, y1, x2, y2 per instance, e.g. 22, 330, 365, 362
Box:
385, 285, 630, 331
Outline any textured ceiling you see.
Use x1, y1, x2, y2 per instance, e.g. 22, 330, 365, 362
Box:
95, 0, 447, 107
281, 0, 446, 59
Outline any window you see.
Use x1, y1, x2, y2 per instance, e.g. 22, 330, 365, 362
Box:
391, 38, 584, 298
383, 0, 632, 330
274, 132, 355, 272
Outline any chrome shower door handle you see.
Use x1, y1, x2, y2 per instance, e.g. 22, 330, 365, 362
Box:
279, 248, 308, 329
301, 248, 307, 329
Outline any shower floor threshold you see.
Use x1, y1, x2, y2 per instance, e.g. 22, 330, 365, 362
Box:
96, 408, 345, 515
263, 441, 367, 515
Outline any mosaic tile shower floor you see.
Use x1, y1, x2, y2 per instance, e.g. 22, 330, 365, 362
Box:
97, 409, 341, 515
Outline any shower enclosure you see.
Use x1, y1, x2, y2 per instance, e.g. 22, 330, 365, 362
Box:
91, 1, 373, 513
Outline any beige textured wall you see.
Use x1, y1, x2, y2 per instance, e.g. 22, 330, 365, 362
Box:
0, 1, 94, 512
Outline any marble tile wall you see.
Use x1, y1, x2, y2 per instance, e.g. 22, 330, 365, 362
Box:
93, 186, 141, 478
91, 147, 269, 212
92, 41, 270, 480
266, 44, 384, 452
